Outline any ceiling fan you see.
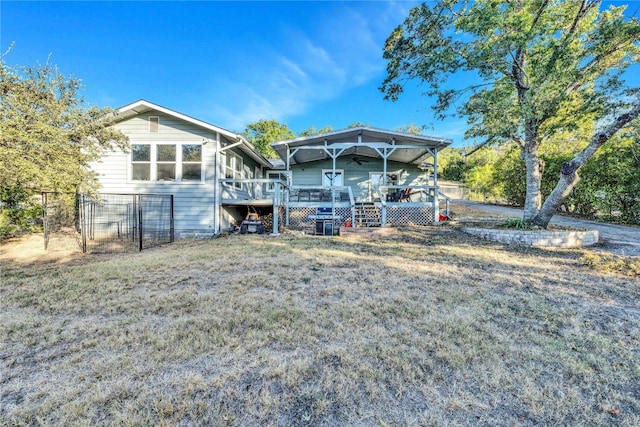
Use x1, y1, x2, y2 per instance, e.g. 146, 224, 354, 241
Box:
347, 148, 370, 165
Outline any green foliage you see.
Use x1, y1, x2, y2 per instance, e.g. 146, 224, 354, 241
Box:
447, 135, 640, 226
497, 218, 537, 231
569, 133, 640, 224
297, 125, 333, 137
395, 123, 424, 135
0, 59, 128, 235
491, 142, 575, 207
463, 147, 502, 202
381, 0, 640, 227
438, 148, 467, 181
347, 121, 370, 128
242, 119, 295, 158
492, 145, 525, 206
0, 60, 129, 193
0, 184, 43, 238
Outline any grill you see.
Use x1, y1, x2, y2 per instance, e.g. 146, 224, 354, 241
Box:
309, 207, 341, 236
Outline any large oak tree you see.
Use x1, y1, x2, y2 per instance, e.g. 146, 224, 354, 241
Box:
381, 0, 640, 228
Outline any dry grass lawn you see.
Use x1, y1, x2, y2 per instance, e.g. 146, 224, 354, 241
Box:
1, 208, 639, 426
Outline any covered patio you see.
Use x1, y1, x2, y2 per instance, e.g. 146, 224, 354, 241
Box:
270, 127, 453, 232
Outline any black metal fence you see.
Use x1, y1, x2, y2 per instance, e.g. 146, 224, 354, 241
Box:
42, 192, 79, 250
43, 192, 174, 253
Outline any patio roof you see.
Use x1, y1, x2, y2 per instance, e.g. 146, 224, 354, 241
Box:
270, 127, 452, 166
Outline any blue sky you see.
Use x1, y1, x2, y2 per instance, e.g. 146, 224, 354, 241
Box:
2, 1, 638, 147
0, 1, 470, 142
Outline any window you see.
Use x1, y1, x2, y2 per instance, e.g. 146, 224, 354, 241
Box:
322, 169, 343, 186
182, 144, 202, 181
130, 143, 203, 182
225, 151, 243, 188
156, 144, 176, 181
267, 171, 284, 192
149, 116, 159, 132
131, 144, 151, 181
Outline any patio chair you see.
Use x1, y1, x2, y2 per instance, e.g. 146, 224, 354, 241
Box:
399, 187, 412, 202
387, 189, 403, 202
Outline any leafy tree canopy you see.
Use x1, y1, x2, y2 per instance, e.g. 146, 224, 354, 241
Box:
298, 125, 333, 137
242, 119, 295, 158
396, 123, 424, 135
382, 0, 640, 227
347, 121, 371, 128
0, 59, 128, 194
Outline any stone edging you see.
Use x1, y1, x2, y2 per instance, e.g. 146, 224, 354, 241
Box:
460, 227, 599, 248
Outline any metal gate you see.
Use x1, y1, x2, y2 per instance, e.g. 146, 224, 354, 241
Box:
42, 192, 79, 250
43, 192, 174, 253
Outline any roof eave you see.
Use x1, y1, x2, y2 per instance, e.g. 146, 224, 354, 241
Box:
112, 100, 271, 168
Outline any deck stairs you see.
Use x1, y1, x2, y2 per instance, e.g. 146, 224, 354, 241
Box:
355, 202, 381, 227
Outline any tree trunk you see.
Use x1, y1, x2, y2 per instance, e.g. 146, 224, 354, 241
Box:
531, 162, 580, 228
522, 147, 544, 222
531, 104, 640, 228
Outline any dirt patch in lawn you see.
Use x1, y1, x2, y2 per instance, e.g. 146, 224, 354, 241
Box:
2, 226, 639, 426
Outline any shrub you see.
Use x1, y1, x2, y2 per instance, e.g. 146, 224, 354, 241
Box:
0, 185, 43, 239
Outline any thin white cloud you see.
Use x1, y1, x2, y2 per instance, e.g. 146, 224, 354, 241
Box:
202, 2, 409, 130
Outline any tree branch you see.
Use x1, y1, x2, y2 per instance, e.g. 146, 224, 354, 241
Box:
544, 1, 598, 74
573, 102, 640, 168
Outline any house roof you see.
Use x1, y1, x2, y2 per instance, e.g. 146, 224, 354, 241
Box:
114, 100, 272, 168
270, 126, 452, 166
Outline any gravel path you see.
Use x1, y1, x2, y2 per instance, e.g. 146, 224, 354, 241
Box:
451, 200, 640, 257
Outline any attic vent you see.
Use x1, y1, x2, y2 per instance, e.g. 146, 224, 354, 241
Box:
149, 116, 159, 132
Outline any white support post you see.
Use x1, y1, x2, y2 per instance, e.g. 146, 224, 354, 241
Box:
381, 205, 387, 227
273, 183, 280, 235
381, 148, 390, 227
285, 146, 292, 226
332, 148, 337, 228
213, 133, 222, 234
433, 148, 440, 224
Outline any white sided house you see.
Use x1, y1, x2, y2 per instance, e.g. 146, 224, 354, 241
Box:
92, 100, 274, 237
92, 100, 453, 238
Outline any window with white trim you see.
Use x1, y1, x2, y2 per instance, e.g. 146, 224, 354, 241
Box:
322, 169, 343, 186
182, 144, 202, 181
224, 151, 243, 188
131, 144, 151, 181
267, 171, 283, 192
130, 143, 203, 182
157, 144, 176, 181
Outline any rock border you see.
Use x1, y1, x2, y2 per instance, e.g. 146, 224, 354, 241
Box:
461, 226, 599, 249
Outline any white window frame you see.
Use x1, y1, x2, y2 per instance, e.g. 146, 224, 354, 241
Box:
224, 151, 244, 189
130, 142, 204, 183
131, 144, 151, 181
156, 144, 176, 181
266, 171, 284, 192
181, 144, 203, 182
322, 169, 344, 187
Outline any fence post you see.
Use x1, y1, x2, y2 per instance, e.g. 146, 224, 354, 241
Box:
170, 195, 175, 242
138, 194, 143, 251
80, 194, 87, 253
42, 192, 48, 250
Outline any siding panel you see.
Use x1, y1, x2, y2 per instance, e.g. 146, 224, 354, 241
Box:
91, 110, 219, 236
